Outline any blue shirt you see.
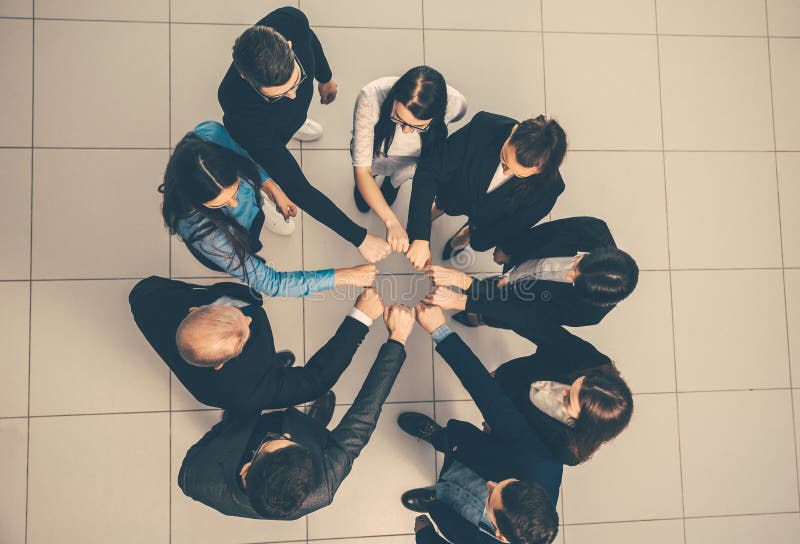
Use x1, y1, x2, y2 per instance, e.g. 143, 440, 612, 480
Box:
436, 460, 502, 542
175, 121, 335, 298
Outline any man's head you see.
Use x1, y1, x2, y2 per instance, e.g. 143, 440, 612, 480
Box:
501, 116, 567, 178
244, 440, 314, 519
574, 247, 639, 307
486, 479, 559, 544
176, 305, 252, 369
233, 26, 302, 98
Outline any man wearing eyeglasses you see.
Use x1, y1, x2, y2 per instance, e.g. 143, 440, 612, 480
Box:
218, 6, 391, 263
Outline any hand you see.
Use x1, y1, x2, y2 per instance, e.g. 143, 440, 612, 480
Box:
268, 186, 298, 220
354, 287, 384, 319
318, 79, 338, 105
384, 304, 415, 345
415, 303, 446, 334
497, 277, 509, 288
424, 265, 472, 290
358, 234, 391, 263
493, 247, 511, 265
334, 264, 378, 287
423, 286, 467, 311
386, 221, 410, 253
414, 515, 432, 533
405, 240, 430, 270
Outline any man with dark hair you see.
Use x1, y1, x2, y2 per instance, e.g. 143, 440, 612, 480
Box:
129, 276, 386, 413
178, 304, 416, 519
218, 6, 390, 262
401, 305, 561, 544
423, 216, 639, 345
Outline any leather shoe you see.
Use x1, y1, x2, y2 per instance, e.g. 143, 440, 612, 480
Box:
273, 350, 295, 368
380, 177, 399, 206
402, 487, 437, 513
354, 184, 370, 213
452, 311, 483, 328
398, 412, 442, 444
309, 391, 336, 428
441, 224, 469, 261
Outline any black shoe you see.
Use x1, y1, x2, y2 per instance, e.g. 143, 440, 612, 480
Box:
380, 177, 399, 206
441, 225, 468, 261
398, 412, 442, 444
452, 311, 483, 328
401, 487, 437, 513
273, 350, 295, 368
354, 184, 370, 213
309, 391, 336, 427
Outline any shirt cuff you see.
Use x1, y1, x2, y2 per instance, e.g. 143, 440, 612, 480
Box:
431, 324, 454, 344
348, 307, 374, 327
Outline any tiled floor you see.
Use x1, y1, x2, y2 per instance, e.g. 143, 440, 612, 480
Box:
1, 0, 799, 543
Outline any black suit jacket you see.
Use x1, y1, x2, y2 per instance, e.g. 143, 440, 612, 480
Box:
418, 332, 563, 543
178, 340, 406, 519
407, 111, 565, 250
465, 217, 618, 345
129, 276, 367, 413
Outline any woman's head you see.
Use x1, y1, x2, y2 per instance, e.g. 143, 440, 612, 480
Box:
502, 115, 567, 178
574, 248, 639, 307
565, 366, 633, 463
373, 66, 449, 158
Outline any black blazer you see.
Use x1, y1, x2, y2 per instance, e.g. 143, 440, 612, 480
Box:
418, 332, 563, 543
178, 340, 407, 519
129, 276, 368, 413
465, 217, 618, 345
407, 111, 565, 251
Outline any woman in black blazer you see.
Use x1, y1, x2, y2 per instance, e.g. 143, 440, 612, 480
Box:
404, 111, 567, 269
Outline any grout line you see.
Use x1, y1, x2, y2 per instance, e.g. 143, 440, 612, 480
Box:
421, 0, 426, 65
25, 5, 35, 543
540, 0, 547, 115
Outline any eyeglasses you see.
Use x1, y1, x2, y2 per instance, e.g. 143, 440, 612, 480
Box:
247, 55, 307, 103
390, 105, 432, 133
249, 432, 293, 464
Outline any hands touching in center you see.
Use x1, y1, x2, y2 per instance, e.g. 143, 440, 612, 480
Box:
384, 304, 415, 345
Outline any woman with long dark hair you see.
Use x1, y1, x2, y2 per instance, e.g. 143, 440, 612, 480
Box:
350, 66, 466, 253
161, 121, 377, 298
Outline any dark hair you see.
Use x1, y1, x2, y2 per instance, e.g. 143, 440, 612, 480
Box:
494, 481, 559, 544
159, 133, 263, 278
574, 247, 639, 307
509, 116, 567, 172
568, 365, 634, 463
245, 445, 314, 519
233, 26, 294, 88
373, 66, 449, 159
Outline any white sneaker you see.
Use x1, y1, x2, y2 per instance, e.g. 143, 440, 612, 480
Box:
262, 196, 296, 236
292, 118, 323, 142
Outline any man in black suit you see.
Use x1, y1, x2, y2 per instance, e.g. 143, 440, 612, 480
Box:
178, 304, 415, 519
424, 216, 639, 345
129, 276, 384, 413
399, 305, 561, 544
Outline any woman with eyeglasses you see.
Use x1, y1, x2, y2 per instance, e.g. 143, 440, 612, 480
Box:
350, 66, 467, 253
160, 121, 377, 299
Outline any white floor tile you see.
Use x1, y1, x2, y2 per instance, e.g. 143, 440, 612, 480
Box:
567, 271, 676, 394
562, 393, 684, 523
313, 537, 415, 544
433, 314, 535, 401
429, 220, 504, 274
0, 0, 31, 17
34, 20, 168, 147
659, 36, 774, 150
0, 19, 32, 147
542, 0, 656, 33
36, 0, 168, 21
303, 274, 434, 404
778, 153, 800, 267
679, 390, 799, 517
794, 391, 800, 479
685, 513, 800, 544
665, 152, 782, 269
425, 30, 544, 132
305, 27, 424, 150
423, 0, 541, 31
170, 0, 296, 24
28, 413, 170, 544
304, 0, 422, 28
551, 151, 669, 270
771, 38, 800, 150
786, 270, 800, 386
307, 403, 437, 540
30, 280, 170, 415
767, 0, 800, 36
0, 282, 29, 418
170, 410, 307, 544
564, 519, 685, 544
656, 0, 767, 36
0, 149, 31, 279
671, 270, 790, 391
32, 149, 170, 279
0, 418, 27, 544
543, 33, 662, 150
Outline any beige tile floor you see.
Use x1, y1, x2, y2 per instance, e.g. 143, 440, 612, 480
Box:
0, 0, 799, 542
